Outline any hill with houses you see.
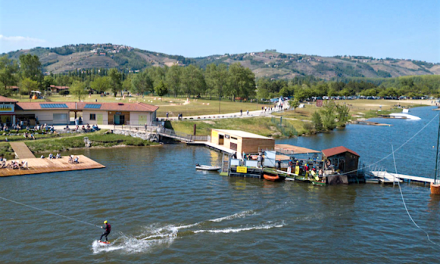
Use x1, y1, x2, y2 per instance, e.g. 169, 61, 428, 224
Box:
3, 44, 440, 80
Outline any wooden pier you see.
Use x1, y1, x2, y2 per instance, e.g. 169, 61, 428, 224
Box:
370, 171, 433, 185
0, 155, 105, 177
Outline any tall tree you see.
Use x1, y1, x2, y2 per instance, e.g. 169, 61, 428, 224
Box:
165, 65, 181, 97
181, 65, 205, 98
19, 78, 38, 96
154, 80, 168, 100
90, 76, 110, 94
19, 54, 43, 87
70, 81, 87, 101
205, 63, 229, 98
108, 68, 122, 96
0, 55, 19, 95
227, 63, 255, 101
131, 70, 154, 96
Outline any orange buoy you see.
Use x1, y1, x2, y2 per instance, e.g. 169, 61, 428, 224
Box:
430, 183, 440, 195
263, 174, 280, 182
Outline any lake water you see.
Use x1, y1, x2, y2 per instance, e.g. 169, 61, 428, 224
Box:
1, 106, 440, 263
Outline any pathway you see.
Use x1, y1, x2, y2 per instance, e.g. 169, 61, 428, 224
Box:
9, 142, 35, 159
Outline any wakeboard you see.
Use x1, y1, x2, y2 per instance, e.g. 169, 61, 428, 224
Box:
98, 240, 111, 245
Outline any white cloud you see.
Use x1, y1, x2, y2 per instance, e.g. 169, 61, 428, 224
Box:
0, 35, 46, 53
0, 35, 45, 43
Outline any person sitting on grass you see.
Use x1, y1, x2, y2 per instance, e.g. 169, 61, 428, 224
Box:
30, 134, 35, 140
49, 153, 54, 159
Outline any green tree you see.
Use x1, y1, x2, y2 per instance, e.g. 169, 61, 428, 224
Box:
311, 111, 323, 131
90, 76, 110, 94
154, 80, 168, 100
320, 100, 337, 131
227, 63, 255, 101
165, 65, 182, 97
291, 99, 300, 110
0, 55, 19, 93
122, 76, 132, 94
108, 68, 122, 96
19, 54, 43, 87
70, 81, 87, 101
181, 65, 205, 98
205, 63, 229, 98
19, 77, 38, 96
43, 75, 55, 91
132, 70, 154, 96
336, 103, 350, 127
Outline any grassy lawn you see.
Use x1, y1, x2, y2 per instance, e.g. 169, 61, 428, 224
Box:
168, 117, 304, 138
23, 130, 157, 154
10, 94, 271, 117
273, 99, 428, 120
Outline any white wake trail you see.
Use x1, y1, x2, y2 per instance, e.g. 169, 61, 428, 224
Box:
194, 221, 285, 234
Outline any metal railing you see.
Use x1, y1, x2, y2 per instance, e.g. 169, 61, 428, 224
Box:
157, 127, 210, 142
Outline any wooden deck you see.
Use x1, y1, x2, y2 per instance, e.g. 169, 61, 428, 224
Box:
9, 142, 35, 159
0, 155, 105, 177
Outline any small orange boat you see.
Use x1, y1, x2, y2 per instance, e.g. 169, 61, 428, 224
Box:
263, 174, 283, 182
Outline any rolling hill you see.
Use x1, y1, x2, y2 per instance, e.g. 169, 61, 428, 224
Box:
3, 44, 439, 80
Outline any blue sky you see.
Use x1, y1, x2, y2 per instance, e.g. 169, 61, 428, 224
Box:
1, 0, 439, 62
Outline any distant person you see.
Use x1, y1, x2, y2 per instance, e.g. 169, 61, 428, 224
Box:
247, 110, 249, 116
277, 159, 282, 169
99, 220, 111, 242
166, 112, 169, 118
240, 109, 242, 116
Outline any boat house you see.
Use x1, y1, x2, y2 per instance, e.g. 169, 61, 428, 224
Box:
210, 129, 275, 155
322, 146, 359, 174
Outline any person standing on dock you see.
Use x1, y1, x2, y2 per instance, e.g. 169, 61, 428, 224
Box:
99, 220, 111, 242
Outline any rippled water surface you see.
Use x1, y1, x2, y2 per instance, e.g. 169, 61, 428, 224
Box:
1, 107, 440, 263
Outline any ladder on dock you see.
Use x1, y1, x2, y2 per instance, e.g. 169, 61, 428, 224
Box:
9, 142, 35, 159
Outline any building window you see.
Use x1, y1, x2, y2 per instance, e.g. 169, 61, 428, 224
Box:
90, 114, 96, 120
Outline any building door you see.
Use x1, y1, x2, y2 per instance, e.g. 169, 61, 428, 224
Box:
114, 114, 126, 125
219, 135, 224, 145
97, 114, 103, 125
230, 142, 237, 151
114, 115, 120, 125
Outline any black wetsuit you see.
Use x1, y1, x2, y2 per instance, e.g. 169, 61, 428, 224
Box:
100, 223, 111, 241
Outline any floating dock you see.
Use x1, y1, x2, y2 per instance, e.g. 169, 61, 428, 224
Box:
370, 171, 433, 185
0, 155, 105, 177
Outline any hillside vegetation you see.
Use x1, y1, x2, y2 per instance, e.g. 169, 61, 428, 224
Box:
3, 44, 439, 80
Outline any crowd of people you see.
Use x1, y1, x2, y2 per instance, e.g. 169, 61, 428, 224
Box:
64, 124, 100, 132
41, 154, 80, 164
0, 157, 28, 170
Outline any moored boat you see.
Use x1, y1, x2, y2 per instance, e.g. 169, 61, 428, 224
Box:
195, 165, 221, 171
312, 180, 326, 186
